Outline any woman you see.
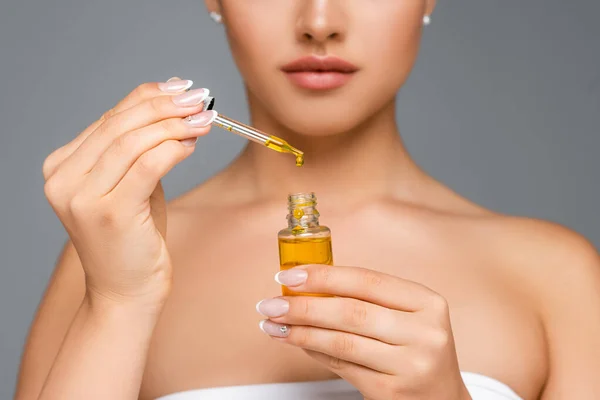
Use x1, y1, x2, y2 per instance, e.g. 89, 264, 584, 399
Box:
15, 1, 600, 399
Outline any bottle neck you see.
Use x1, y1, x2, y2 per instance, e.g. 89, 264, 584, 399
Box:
287, 193, 320, 232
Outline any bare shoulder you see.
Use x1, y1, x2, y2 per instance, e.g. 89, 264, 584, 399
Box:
465, 215, 600, 397
411, 182, 600, 309
486, 215, 600, 330
466, 214, 600, 291
436, 204, 600, 298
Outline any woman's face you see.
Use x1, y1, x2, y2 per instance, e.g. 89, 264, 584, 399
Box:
207, 0, 435, 136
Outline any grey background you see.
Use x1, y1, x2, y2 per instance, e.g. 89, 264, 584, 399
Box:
1, 0, 599, 397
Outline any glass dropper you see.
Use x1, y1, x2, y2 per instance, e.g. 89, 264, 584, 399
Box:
202, 96, 304, 167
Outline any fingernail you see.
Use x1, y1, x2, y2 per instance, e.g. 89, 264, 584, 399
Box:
159, 79, 194, 93
172, 88, 209, 107
256, 298, 289, 317
275, 269, 308, 287
259, 320, 290, 338
167, 77, 181, 82
183, 110, 218, 128
180, 138, 197, 147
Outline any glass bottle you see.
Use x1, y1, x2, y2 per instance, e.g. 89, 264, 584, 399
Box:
277, 192, 333, 296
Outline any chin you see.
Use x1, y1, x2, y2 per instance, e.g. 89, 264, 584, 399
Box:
272, 106, 369, 138
261, 91, 372, 137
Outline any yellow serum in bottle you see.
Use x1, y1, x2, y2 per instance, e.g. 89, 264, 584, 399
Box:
277, 192, 333, 296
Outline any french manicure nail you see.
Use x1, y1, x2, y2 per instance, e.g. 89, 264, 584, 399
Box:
158, 79, 194, 93
180, 137, 198, 147
275, 269, 308, 287
172, 88, 209, 107
183, 110, 218, 128
259, 320, 290, 338
256, 298, 289, 317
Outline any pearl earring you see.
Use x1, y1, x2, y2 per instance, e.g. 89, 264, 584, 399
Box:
423, 15, 431, 26
210, 11, 222, 24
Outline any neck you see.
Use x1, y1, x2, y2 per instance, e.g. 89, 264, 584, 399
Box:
225, 94, 424, 206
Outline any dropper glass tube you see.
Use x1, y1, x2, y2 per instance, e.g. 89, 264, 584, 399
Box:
202, 96, 304, 166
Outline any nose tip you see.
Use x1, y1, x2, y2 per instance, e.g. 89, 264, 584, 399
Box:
296, 0, 345, 44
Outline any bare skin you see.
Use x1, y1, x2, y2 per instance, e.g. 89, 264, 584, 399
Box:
15, 1, 600, 399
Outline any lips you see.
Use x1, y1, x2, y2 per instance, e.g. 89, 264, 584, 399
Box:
281, 56, 358, 91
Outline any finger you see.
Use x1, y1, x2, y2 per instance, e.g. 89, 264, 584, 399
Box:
85, 110, 216, 195
56, 87, 209, 180
259, 320, 399, 374
113, 77, 193, 115
109, 139, 195, 203
275, 265, 438, 311
42, 78, 193, 180
260, 296, 417, 345
304, 350, 392, 400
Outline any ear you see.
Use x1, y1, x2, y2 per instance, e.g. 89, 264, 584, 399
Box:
205, 0, 221, 15
425, 0, 437, 16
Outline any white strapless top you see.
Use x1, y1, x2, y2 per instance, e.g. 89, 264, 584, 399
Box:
156, 372, 523, 400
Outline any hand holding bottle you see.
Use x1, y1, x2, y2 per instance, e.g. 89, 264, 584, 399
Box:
256, 265, 472, 400
42, 78, 217, 308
